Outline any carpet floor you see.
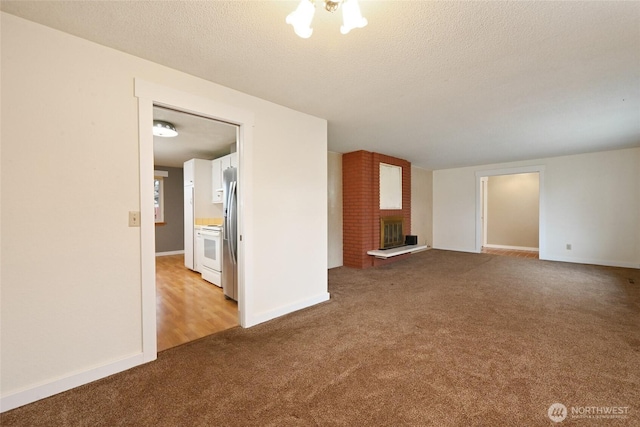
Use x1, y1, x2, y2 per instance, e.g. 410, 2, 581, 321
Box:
2, 250, 639, 426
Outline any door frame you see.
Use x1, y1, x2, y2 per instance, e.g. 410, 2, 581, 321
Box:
481, 177, 488, 247
135, 79, 254, 361
474, 165, 545, 257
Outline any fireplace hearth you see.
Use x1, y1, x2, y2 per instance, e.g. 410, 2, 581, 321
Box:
380, 216, 404, 249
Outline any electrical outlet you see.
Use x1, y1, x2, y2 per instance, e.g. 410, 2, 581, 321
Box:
566, 243, 572, 250
129, 211, 140, 227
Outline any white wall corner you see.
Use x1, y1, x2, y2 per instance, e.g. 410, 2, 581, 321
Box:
245, 292, 331, 328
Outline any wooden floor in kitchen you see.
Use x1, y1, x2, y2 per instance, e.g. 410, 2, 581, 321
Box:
156, 254, 238, 352
481, 247, 539, 259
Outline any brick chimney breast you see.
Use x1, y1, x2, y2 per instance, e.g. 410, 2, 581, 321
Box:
342, 150, 411, 269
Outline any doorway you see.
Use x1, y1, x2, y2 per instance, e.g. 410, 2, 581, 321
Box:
481, 172, 540, 252
475, 166, 546, 257
135, 79, 255, 361
152, 106, 239, 351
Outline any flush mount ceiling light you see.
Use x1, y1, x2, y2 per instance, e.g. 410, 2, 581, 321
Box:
286, 0, 368, 39
153, 120, 178, 137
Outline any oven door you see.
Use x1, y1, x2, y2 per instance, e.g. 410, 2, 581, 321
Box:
201, 228, 222, 273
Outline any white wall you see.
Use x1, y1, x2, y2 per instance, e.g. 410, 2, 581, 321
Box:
433, 148, 640, 268
411, 166, 433, 247
0, 13, 328, 409
433, 167, 477, 252
328, 152, 343, 268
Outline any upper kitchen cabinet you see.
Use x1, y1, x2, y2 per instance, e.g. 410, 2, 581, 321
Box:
211, 158, 223, 203
212, 152, 238, 203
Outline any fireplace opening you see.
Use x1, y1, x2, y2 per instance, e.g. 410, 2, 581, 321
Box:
380, 216, 404, 249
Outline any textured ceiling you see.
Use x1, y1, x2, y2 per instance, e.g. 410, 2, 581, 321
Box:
153, 107, 237, 168
2, 1, 639, 169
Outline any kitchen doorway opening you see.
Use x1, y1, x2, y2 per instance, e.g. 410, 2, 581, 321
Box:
152, 106, 239, 351
136, 79, 255, 362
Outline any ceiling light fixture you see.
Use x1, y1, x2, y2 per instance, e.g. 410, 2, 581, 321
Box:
286, 0, 368, 39
153, 120, 178, 137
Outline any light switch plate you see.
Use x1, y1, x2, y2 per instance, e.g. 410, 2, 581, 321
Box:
129, 211, 140, 227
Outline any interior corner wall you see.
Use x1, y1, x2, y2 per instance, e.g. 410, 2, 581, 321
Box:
433, 147, 640, 268
637, 148, 640, 267
328, 152, 343, 268
154, 166, 185, 253
342, 151, 373, 268
1, 12, 328, 409
342, 150, 411, 269
411, 166, 433, 247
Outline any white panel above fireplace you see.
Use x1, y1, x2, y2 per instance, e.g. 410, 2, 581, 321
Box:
380, 163, 402, 209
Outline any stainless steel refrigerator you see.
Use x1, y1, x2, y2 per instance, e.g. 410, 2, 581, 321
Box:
222, 166, 238, 301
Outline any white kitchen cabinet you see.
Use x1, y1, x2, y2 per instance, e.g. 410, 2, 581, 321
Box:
211, 152, 238, 203
211, 158, 223, 203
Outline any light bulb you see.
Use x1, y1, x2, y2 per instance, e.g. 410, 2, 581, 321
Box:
340, 0, 367, 34
286, 0, 315, 39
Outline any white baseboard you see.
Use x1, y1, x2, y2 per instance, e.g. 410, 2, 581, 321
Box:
0, 353, 149, 413
245, 292, 331, 328
155, 250, 184, 257
541, 255, 640, 269
432, 246, 477, 254
484, 244, 539, 252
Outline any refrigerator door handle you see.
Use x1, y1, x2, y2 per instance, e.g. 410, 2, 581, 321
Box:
229, 180, 237, 264
224, 213, 229, 242
223, 176, 231, 242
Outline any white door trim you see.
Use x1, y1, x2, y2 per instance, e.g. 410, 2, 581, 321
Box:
474, 166, 545, 258
135, 79, 254, 362
481, 177, 488, 247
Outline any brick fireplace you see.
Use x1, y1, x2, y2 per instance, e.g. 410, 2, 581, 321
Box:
342, 150, 411, 269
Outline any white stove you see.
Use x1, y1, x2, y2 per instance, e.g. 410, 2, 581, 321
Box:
197, 225, 223, 287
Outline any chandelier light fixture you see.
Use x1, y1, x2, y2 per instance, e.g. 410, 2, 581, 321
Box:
286, 0, 368, 39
